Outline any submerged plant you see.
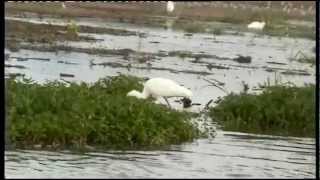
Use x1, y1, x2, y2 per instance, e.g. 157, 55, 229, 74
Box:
6, 75, 201, 151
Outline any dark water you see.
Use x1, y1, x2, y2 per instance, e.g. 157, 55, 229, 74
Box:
5, 16, 316, 178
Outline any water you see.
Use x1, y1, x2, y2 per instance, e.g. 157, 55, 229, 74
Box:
5, 131, 315, 178
5, 16, 316, 178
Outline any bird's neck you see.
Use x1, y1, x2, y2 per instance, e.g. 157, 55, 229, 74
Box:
133, 89, 149, 99
140, 88, 149, 99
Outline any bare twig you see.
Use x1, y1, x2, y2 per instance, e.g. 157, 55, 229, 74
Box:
60, 78, 72, 84
208, 77, 225, 86
293, 50, 308, 59
203, 78, 229, 94
10, 56, 50, 61
204, 99, 214, 110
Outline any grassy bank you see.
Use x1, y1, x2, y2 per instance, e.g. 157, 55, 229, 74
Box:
5, 2, 315, 40
6, 75, 202, 151
209, 84, 315, 137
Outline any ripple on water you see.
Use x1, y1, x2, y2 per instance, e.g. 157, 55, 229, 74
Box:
5, 130, 315, 178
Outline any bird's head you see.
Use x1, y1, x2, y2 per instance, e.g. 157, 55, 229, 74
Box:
181, 97, 192, 108
166, 1, 175, 13
127, 90, 145, 99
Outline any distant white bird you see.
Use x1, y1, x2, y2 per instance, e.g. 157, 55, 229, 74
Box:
167, 1, 175, 13
127, 77, 192, 108
61, 2, 66, 9
247, 21, 266, 30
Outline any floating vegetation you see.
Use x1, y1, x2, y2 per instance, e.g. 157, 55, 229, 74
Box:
7, 75, 202, 150
7, 43, 136, 57
6, 73, 25, 79
208, 28, 223, 35
57, 60, 78, 65
266, 61, 287, 65
181, 23, 205, 33
11, 56, 50, 62
59, 73, 75, 78
5, 64, 27, 69
169, 51, 192, 59
66, 20, 79, 38
293, 57, 315, 66
264, 23, 315, 40
91, 60, 213, 76
209, 84, 315, 137
288, 50, 315, 66
281, 70, 311, 76
5, 54, 10, 61
6, 20, 92, 44
6, 2, 315, 39
206, 64, 230, 70
233, 55, 252, 64
167, 50, 231, 61
5, 19, 143, 49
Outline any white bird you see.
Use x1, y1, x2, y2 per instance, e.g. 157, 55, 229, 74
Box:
127, 77, 192, 108
61, 2, 66, 9
247, 21, 266, 30
167, 1, 175, 13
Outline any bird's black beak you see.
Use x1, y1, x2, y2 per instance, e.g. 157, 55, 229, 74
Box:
181, 97, 192, 108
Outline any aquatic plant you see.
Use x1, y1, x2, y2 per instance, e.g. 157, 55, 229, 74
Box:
6, 75, 201, 151
209, 84, 315, 137
289, 50, 315, 66
66, 20, 79, 38
183, 23, 204, 33
5, 19, 141, 49
6, 2, 314, 40
263, 22, 315, 40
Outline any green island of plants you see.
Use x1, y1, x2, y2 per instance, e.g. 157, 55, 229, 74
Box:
209, 84, 315, 138
6, 75, 202, 151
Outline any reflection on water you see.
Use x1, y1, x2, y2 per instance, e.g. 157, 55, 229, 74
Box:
5, 131, 315, 178
5, 16, 316, 178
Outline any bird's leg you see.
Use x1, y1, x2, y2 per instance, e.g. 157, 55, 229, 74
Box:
163, 97, 172, 109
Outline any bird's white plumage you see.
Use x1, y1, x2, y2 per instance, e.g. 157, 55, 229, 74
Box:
127, 77, 192, 100
127, 90, 145, 99
61, 2, 66, 9
167, 1, 175, 13
247, 21, 266, 30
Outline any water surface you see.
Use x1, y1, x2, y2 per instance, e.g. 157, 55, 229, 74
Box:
5, 16, 316, 178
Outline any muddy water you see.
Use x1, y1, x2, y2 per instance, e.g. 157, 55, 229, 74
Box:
5, 16, 316, 178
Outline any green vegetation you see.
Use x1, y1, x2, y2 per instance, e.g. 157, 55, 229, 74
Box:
180, 23, 205, 33
263, 23, 315, 40
7, 75, 202, 151
66, 20, 79, 38
5, 2, 314, 39
5, 19, 87, 48
294, 56, 316, 66
209, 84, 315, 137
5, 19, 142, 51
289, 51, 316, 66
